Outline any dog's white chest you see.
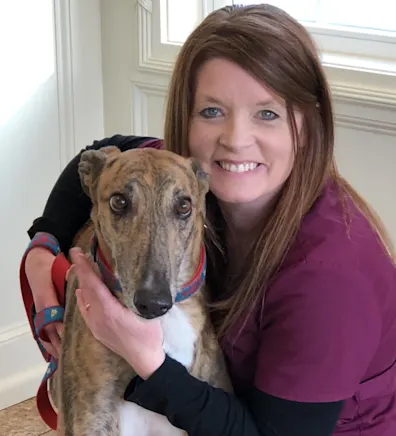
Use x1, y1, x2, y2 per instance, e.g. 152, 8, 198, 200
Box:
119, 306, 195, 436
119, 401, 186, 436
160, 305, 197, 369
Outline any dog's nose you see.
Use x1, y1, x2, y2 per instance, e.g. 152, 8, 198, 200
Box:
133, 288, 173, 319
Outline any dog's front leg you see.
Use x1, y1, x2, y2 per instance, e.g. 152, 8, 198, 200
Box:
61, 381, 122, 436
60, 319, 125, 434
56, 413, 65, 436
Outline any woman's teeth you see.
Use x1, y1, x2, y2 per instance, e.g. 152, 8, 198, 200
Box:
218, 161, 259, 173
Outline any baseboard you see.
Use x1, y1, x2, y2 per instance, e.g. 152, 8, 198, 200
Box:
0, 363, 47, 410
0, 322, 47, 410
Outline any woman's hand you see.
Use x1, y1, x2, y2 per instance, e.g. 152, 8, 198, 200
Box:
70, 247, 166, 380
25, 247, 64, 359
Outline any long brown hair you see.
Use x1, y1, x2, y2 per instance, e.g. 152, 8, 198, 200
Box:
163, 4, 395, 339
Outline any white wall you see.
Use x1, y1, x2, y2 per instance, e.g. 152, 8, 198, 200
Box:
333, 95, 396, 242
0, 0, 104, 410
0, 0, 62, 410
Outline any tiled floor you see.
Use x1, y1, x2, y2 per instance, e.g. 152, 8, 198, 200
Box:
0, 398, 55, 436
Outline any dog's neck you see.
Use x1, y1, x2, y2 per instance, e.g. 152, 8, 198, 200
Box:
90, 235, 206, 303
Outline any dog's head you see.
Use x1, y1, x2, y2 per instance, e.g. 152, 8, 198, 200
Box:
78, 146, 209, 319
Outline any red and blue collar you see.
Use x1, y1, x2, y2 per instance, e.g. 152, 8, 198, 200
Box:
90, 236, 206, 303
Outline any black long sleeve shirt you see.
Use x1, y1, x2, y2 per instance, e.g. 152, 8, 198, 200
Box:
125, 354, 343, 436
27, 134, 343, 436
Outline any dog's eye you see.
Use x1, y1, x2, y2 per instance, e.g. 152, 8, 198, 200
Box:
109, 194, 128, 214
175, 197, 192, 218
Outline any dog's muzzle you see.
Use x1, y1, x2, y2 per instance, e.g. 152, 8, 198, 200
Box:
133, 284, 173, 319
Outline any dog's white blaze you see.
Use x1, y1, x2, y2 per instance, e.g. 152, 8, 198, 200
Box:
119, 307, 194, 436
119, 401, 186, 436
161, 305, 197, 368
141, 270, 155, 288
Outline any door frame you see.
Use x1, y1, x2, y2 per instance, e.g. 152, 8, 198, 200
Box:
54, 0, 104, 168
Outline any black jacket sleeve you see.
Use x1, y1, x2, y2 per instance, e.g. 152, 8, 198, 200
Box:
124, 355, 344, 436
27, 134, 159, 253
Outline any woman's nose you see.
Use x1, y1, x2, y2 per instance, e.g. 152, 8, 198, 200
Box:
219, 115, 254, 150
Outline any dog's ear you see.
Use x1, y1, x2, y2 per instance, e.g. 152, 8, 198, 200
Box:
188, 158, 209, 195
77, 147, 115, 199
78, 146, 121, 199
98, 145, 121, 158
78, 150, 106, 198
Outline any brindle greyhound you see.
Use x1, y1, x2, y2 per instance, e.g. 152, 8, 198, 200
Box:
50, 146, 232, 435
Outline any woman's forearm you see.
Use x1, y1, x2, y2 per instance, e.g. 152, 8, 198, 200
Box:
125, 355, 262, 436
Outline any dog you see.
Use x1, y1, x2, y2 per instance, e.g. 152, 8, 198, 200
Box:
49, 146, 232, 435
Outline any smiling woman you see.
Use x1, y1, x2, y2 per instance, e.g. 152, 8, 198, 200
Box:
189, 58, 298, 207
21, 4, 396, 436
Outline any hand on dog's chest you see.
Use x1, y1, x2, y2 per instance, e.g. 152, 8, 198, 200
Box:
160, 306, 197, 369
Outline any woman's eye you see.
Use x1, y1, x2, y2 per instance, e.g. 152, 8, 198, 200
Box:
199, 107, 222, 118
258, 110, 279, 121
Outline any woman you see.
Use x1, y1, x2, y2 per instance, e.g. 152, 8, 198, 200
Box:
23, 4, 396, 435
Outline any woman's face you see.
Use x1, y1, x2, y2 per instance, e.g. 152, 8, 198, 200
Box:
189, 58, 302, 207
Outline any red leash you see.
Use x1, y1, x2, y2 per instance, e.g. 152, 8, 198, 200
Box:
19, 232, 70, 430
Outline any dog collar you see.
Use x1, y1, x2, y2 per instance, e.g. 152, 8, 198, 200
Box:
90, 235, 206, 303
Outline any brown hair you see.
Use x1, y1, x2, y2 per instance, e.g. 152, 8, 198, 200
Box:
163, 4, 395, 339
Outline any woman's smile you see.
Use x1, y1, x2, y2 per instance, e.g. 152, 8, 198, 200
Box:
213, 160, 266, 177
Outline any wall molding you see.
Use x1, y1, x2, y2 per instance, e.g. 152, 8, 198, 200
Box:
54, 0, 76, 169
137, 0, 152, 13
0, 321, 30, 344
0, 322, 47, 410
137, 0, 174, 74
332, 84, 396, 110
332, 84, 396, 135
131, 81, 168, 135
54, 0, 104, 167
335, 114, 396, 136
